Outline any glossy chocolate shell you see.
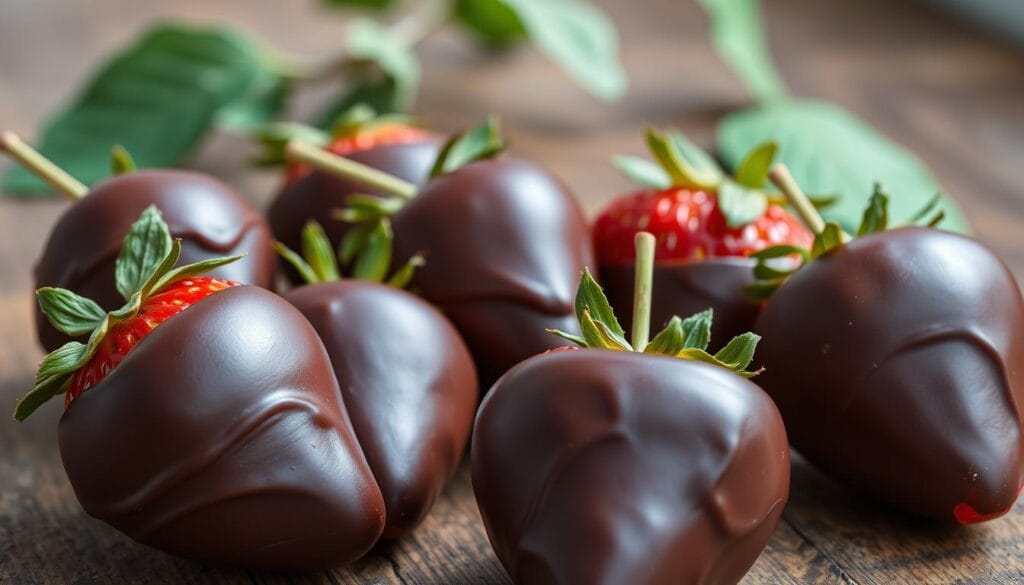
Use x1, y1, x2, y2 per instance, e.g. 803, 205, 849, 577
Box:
755, 227, 1024, 522
58, 286, 385, 569
392, 158, 593, 384
472, 349, 790, 585
285, 281, 478, 538
599, 258, 760, 344
35, 170, 276, 351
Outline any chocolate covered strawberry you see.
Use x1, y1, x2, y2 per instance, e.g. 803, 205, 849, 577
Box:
0, 132, 276, 353
472, 233, 789, 585
753, 164, 1024, 523
268, 106, 442, 279
284, 117, 592, 384
276, 221, 478, 538
595, 130, 813, 343
19, 208, 385, 569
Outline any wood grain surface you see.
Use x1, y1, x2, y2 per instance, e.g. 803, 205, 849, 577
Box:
1, 0, 1023, 583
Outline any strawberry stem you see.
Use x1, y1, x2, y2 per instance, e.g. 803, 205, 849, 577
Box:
768, 164, 825, 234
0, 131, 88, 200
284, 139, 418, 200
631, 232, 655, 350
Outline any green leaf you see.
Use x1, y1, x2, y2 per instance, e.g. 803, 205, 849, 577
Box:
275, 241, 319, 285
345, 18, 420, 112
110, 145, 136, 175
316, 76, 404, 128
811, 221, 846, 259
679, 309, 713, 350
546, 328, 587, 347
352, 219, 393, 282
498, 0, 627, 101
35, 342, 88, 383
744, 278, 785, 301
16, 342, 88, 420
115, 206, 172, 301
430, 117, 505, 177
718, 180, 768, 228
668, 131, 726, 181
216, 75, 290, 131
644, 316, 684, 355
36, 288, 106, 337
579, 308, 632, 351
718, 100, 969, 233
3, 23, 280, 195
612, 155, 671, 189
574, 268, 625, 339
713, 332, 760, 371
857, 183, 890, 236
329, 104, 380, 137
749, 244, 809, 262
302, 221, 341, 282
387, 254, 425, 289
733, 140, 777, 188
646, 129, 721, 189
15, 373, 72, 422
138, 238, 182, 298
149, 254, 245, 294
339, 221, 377, 265
699, 0, 788, 103
455, 0, 527, 46
251, 122, 329, 166
347, 193, 405, 217
904, 193, 944, 226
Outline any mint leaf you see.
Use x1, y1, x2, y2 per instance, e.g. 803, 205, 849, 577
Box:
115, 206, 172, 301
302, 221, 340, 282
430, 117, 505, 177
574, 268, 625, 339
718, 180, 768, 228
733, 140, 777, 188
456, 0, 527, 46
699, 0, 788, 103
3, 23, 280, 195
857, 184, 890, 236
718, 100, 968, 233
613, 155, 671, 189
345, 18, 420, 112
36, 288, 106, 337
498, 0, 627, 101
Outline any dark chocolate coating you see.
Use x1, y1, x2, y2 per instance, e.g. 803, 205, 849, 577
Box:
285, 281, 478, 538
268, 139, 443, 282
599, 258, 760, 344
392, 158, 593, 384
35, 170, 276, 352
756, 227, 1024, 522
472, 350, 790, 585
59, 286, 385, 569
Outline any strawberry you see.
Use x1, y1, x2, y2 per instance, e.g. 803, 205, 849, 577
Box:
65, 276, 238, 405
596, 130, 813, 265
594, 187, 812, 264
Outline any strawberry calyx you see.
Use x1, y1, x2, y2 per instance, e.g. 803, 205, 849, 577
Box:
548, 232, 763, 378
273, 219, 424, 289
16, 206, 244, 421
745, 165, 948, 300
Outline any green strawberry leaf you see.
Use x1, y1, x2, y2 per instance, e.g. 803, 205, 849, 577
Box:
455, 0, 527, 46
345, 18, 420, 112
252, 122, 329, 167
713, 331, 760, 371
574, 268, 625, 339
387, 254, 425, 289
274, 241, 320, 285
3, 23, 281, 196
646, 129, 721, 190
810, 221, 846, 259
699, 0, 788, 103
644, 316, 684, 354
301, 221, 341, 282
110, 145, 136, 175
718, 100, 968, 233
114, 206, 173, 301
430, 117, 505, 177
580, 308, 632, 351
149, 254, 244, 294
36, 288, 107, 337
733, 140, 777, 188
352, 219, 393, 282
497, 0, 627, 101
857, 184, 890, 236
718, 180, 768, 228
679, 308, 713, 351
613, 155, 671, 190
339, 220, 377, 265
316, 76, 404, 128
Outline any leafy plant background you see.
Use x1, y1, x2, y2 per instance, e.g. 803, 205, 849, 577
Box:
2, 0, 968, 233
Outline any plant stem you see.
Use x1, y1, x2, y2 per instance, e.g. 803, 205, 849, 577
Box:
0, 131, 87, 200
768, 164, 825, 234
631, 232, 655, 351
284, 140, 418, 200
389, 0, 452, 48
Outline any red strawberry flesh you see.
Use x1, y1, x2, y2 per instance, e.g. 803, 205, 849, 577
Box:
65, 277, 239, 406
285, 124, 432, 184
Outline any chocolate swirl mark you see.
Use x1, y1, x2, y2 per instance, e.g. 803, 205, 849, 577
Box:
83, 388, 348, 534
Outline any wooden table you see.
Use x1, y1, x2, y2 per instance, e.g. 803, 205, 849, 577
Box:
1, 0, 1023, 583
